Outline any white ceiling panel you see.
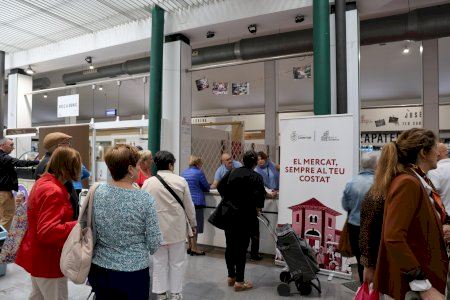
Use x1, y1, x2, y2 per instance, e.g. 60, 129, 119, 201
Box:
0, 0, 226, 53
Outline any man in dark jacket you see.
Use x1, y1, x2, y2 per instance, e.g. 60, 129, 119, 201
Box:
34, 132, 80, 219
0, 138, 39, 230
34, 132, 72, 179
217, 150, 266, 291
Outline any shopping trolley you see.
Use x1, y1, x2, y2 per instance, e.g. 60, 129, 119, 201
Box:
258, 214, 322, 297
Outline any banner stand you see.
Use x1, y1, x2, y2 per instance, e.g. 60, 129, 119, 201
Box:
279, 114, 356, 277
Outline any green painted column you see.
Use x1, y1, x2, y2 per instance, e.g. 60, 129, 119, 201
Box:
313, 0, 331, 115
148, 5, 164, 162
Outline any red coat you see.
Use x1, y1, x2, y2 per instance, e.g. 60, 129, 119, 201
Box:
16, 173, 77, 278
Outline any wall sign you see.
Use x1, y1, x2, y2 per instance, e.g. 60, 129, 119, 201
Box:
105, 108, 117, 116
360, 132, 400, 146
360, 106, 422, 132
57, 94, 79, 118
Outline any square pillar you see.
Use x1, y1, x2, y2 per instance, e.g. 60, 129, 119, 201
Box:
264, 61, 278, 162
7, 71, 32, 158
331, 6, 360, 173
422, 39, 439, 135
161, 40, 192, 174
345, 8, 361, 174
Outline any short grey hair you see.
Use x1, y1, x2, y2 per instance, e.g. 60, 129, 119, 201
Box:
0, 138, 11, 146
360, 152, 379, 170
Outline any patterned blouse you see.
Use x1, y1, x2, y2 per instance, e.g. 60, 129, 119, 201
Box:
92, 184, 162, 272
359, 190, 385, 268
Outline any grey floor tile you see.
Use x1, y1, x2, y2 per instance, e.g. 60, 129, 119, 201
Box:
0, 253, 356, 300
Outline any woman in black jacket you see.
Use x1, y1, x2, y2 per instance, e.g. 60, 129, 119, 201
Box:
217, 150, 266, 292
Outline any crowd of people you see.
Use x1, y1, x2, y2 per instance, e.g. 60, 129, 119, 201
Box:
343, 128, 450, 300
0, 133, 280, 299
5, 127, 450, 299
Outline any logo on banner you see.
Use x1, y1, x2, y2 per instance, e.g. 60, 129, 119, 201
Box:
320, 130, 339, 142
290, 131, 312, 142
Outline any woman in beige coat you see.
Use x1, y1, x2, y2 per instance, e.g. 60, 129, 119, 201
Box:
142, 151, 196, 300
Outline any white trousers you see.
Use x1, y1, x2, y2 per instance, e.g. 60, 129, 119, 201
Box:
152, 241, 186, 294
29, 276, 68, 300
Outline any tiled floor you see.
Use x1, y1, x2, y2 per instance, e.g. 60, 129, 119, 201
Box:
0, 250, 355, 300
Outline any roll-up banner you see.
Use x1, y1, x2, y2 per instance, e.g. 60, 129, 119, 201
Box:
279, 114, 356, 275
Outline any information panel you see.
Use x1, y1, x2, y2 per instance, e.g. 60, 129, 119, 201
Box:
279, 114, 355, 274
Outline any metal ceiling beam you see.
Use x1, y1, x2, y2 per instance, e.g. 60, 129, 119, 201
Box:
95, 0, 136, 21
151, 0, 173, 12
0, 41, 24, 52
0, 22, 56, 43
161, 0, 178, 12
174, 0, 191, 8
15, 0, 93, 34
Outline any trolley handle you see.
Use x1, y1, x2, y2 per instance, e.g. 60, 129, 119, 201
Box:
257, 213, 278, 242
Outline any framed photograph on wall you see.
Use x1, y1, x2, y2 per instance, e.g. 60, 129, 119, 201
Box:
293, 64, 312, 79
212, 82, 228, 95
195, 78, 209, 91
232, 82, 250, 96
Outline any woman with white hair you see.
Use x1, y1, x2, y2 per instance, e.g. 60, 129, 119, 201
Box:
341, 151, 379, 283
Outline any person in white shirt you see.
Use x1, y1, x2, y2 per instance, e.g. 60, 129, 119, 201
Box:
428, 143, 450, 212
142, 151, 196, 300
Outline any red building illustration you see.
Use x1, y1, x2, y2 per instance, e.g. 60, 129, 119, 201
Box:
289, 198, 342, 250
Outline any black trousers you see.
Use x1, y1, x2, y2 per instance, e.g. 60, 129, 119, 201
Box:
225, 229, 251, 282
88, 264, 150, 300
347, 223, 363, 284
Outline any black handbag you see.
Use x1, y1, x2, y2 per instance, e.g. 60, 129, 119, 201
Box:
209, 169, 240, 230
208, 198, 239, 230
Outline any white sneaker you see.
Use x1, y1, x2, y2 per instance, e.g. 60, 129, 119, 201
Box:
156, 292, 168, 300
169, 293, 183, 300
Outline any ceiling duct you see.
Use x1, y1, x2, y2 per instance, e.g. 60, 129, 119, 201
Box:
61, 4, 450, 84
192, 3, 450, 65
33, 77, 51, 90
62, 57, 150, 85
4, 77, 51, 93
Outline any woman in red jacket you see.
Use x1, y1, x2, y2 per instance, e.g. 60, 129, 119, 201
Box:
16, 147, 82, 300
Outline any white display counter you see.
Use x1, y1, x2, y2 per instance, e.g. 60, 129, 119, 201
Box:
197, 190, 279, 255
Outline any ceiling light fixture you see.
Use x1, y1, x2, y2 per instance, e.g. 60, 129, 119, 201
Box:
402, 46, 410, 55
43, 93, 48, 98
248, 24, 257, 34
25, 65, 35, 75
85, 56, 94, 70
295, 15, 305, 23
420, 45, 423, 54
98, 85, 103, 91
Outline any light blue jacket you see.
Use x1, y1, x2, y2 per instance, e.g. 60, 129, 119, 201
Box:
72, 164, 90, 190
341, 169, 375, 226
92, 184, 162, 272
214, 160, 242, 182
255, 161, 279, 190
